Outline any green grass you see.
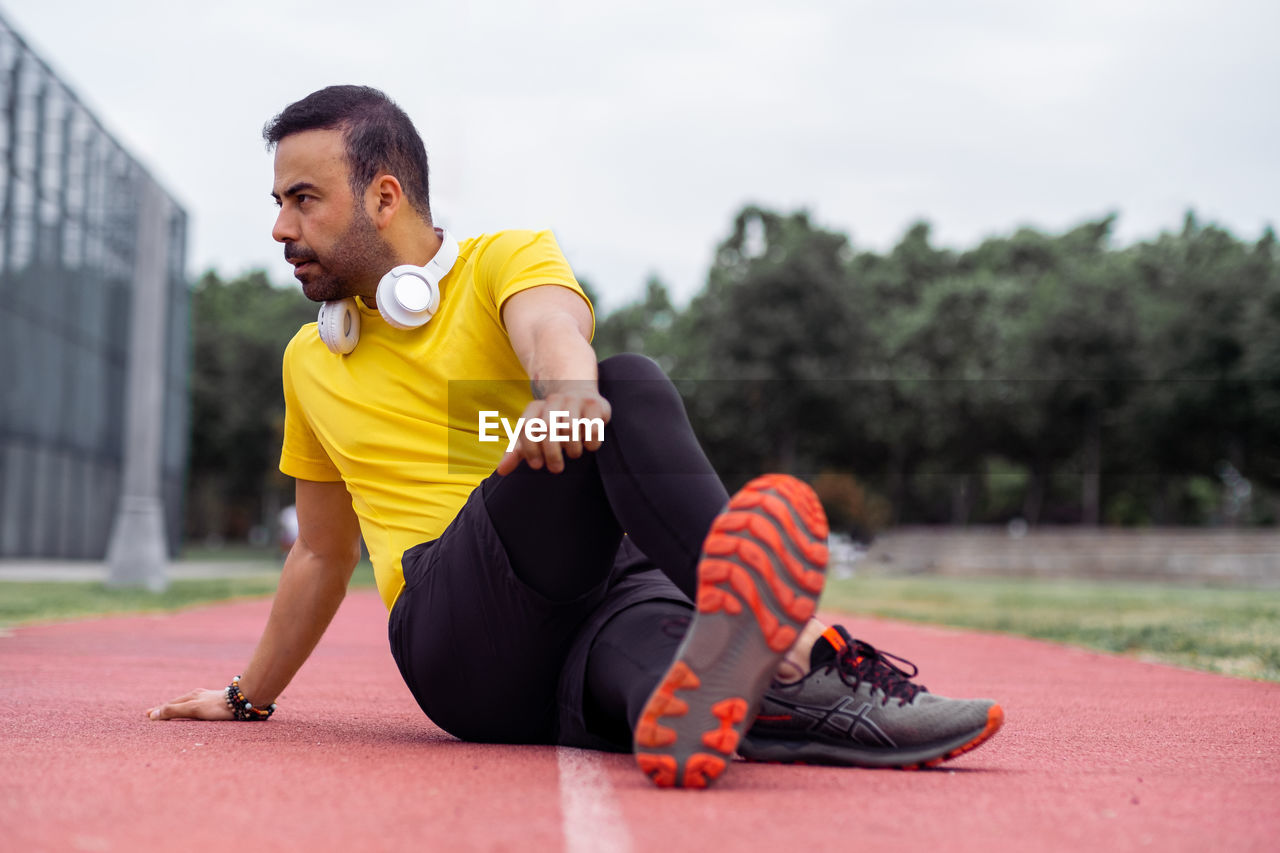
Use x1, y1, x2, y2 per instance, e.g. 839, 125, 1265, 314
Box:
823, 572, 1280, 682
4, 559, 1277, 683
0, 560, 376, 630
178, 543, 293, 561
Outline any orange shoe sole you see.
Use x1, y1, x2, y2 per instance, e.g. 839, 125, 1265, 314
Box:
634, 474, 829, 789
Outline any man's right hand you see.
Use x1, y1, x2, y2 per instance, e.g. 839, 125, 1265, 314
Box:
143, 480, 361, 727
146, 688, 233, 721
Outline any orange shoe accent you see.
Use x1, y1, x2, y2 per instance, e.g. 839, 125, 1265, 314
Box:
702, 697, 749, 753
702, 727, 739, 753
789, 598, 817, 623
698, 558, 734, 581
744, 513, 827, 595
722, 560, 804, 651
637, 754, 678, 787
903, 704, 1005, 770
821, 626, 848, 654
718, 494, 827, 592
635, 662, 703, 748
766, 625, 798, 653
635, 718, 677, 748
648, 691, 689, 717
726, 533, 799, 610
748, 473, 829, 541
725, 562, 777, 629
666, 661, 701, 691
683, 754, 727, 788
700, 544, 802, 650
758, 492, 830, 565
711, 697, 748, 723
697, 558, 745, 616
730, 477, 828, 550
931, 704, 1004, 766
700, 587, 740, 614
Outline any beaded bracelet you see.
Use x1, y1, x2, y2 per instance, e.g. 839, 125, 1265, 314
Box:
225, 675, 277, 721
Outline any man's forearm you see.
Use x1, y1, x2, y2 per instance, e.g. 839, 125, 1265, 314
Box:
528, 312, 599, 398
235, 542, 356, 706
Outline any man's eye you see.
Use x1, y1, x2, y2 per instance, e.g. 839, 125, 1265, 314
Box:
296, 194, 311, 204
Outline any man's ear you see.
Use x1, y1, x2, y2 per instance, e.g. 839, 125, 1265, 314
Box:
370, 173, 403, 227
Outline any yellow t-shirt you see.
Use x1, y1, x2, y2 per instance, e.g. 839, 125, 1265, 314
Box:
278, 229, 593, 611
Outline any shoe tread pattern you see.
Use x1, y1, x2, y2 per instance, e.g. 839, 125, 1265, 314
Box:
635, 474, 829, 789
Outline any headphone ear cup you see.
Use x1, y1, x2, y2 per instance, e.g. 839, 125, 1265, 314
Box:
316, 299, 360, 355
377, 266, 440, 330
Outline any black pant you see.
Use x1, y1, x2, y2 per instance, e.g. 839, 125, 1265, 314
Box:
389, 354, 723, 747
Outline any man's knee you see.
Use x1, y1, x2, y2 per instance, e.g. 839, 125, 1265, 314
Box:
597, 353, 683, 415
598, 352, 666, 384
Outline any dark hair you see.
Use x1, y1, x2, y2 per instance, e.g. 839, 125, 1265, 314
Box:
263, 85, 431, 223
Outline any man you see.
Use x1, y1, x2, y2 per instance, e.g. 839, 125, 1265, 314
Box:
147, 86, 1002, 788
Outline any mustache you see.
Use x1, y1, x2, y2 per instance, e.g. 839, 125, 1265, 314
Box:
284, 243, 319, 264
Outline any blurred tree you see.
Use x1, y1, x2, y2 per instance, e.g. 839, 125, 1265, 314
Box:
996, 217, 1140, 525
879, 270, 1014, 523
593, 275, 679, 370
182, 209, 1280, 538
1127, 213, 1275, 522
847, 221, 958, 520
678, 206, 865, 484
1241, 227, 1280, 498
186, 270, 315, 543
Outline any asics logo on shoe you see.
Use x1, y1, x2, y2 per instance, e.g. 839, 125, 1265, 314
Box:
770, 695, 897, 748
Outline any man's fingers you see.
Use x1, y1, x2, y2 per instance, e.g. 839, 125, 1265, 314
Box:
543, 398, 574, 471
521, 401, 547, 471
492, 392, 611, 474
519, 435, 545, 470
557, 400, 585, 461
543, 433, 567, 472
147, 688, 233, 721
581, 397, 611, 452
164, 698, 210, 720
148, 701, 188, 721
146, 690, 198, 720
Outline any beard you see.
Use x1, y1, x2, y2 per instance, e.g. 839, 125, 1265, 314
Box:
286, 206, 399, 303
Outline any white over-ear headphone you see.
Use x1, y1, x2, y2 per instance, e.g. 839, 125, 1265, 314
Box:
317, 298, 361, 355
316, 228, 460, 355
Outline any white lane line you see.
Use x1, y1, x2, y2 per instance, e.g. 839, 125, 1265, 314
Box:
557, 747, 633, 853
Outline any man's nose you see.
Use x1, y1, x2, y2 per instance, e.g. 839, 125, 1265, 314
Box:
272, 208, 297, 244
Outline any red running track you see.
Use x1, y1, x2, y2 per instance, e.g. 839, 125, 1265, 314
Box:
2, 590, 1278, 852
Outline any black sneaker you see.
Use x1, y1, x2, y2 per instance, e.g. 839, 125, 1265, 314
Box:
739, 625, 1004, 769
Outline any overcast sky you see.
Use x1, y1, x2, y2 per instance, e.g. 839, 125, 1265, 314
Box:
3, 0, 1277, 310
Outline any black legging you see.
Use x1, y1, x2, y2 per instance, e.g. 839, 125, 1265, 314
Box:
479, 353, 725, 741
480, 353, 729, 603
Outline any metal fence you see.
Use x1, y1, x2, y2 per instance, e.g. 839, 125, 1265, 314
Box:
0, 13, 188, 558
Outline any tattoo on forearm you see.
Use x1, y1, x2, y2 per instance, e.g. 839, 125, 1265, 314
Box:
531, 378, 549, 400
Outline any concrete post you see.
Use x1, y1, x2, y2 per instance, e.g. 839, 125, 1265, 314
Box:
106, 177, 171, 591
